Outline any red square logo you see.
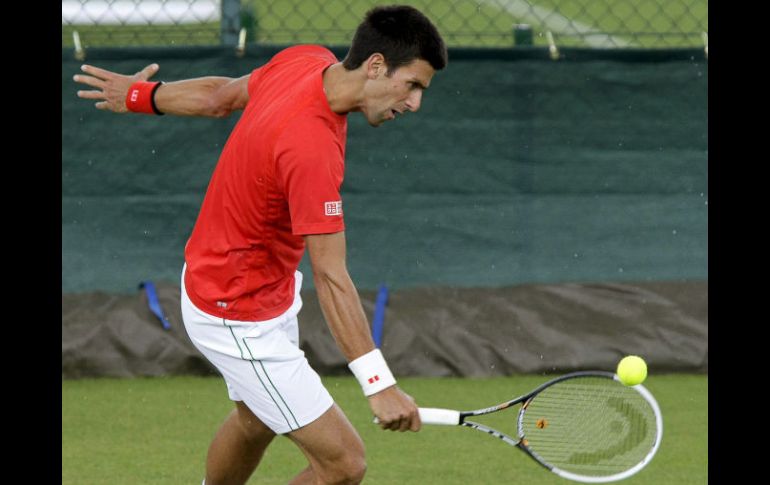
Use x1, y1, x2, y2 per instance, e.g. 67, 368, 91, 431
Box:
325, 201, 343, 216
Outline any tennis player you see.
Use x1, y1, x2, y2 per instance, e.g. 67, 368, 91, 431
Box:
74, 5, 447, 485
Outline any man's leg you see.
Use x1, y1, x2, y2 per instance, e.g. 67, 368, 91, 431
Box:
205, 401, 276, 485
286, 404, 366, 485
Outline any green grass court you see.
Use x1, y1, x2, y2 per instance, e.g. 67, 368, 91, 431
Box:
62, 374, 707, 484
62, 0, 707, 48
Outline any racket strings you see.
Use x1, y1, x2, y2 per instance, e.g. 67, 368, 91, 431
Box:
520, 377, 657, 476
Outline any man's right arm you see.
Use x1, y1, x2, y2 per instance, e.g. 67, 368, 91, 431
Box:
305, 232, 421, 432
74, 63, 250, 118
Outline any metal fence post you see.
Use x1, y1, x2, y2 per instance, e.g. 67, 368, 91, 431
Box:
221, 0, 241, 46
513, 24, 534, 46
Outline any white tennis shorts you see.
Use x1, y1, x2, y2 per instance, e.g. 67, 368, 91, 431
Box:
181, 265, 334, 434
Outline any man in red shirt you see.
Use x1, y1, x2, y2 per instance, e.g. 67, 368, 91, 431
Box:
74, 5, 447, 485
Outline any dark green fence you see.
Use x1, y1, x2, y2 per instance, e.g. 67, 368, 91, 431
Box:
62, 47, 707, 293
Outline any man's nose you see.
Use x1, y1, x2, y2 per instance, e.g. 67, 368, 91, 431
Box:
405, 90, 423, 112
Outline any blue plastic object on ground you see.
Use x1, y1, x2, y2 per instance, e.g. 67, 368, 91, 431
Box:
372, 284, 388, 348
139, 280, 171, 330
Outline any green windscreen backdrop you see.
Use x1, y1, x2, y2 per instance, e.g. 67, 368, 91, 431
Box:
62, 47, 707, 294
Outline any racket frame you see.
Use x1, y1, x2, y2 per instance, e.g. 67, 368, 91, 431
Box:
431, 371, 663, 483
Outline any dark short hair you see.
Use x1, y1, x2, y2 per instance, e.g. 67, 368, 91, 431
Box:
342, 5, 448, 74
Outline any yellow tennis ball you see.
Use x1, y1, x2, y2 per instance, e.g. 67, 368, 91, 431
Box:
616, 355, 647, 386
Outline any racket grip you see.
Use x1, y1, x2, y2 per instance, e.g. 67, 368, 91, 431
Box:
372, 407, 461, 426
419, 407, 461, 425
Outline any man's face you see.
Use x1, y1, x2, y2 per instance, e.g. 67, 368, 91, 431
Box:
361, 58, 436, 127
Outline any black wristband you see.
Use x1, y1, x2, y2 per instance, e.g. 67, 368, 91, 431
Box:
150, 81, 165, 116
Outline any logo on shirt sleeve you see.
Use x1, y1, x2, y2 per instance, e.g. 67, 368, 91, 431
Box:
325, 201, 343, 216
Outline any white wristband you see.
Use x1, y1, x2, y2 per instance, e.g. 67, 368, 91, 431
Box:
348, 349, 397, 396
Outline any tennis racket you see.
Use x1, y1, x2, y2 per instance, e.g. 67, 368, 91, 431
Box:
386, 371, 662, 483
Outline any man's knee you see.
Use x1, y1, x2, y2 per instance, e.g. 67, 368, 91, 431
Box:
320, 452, 366, 485
316, 432, 366, 485
289, 404, 367, 484
343, 451, 367, 484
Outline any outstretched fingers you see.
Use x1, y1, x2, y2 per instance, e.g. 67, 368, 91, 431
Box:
76, 89, 105, 100
135, 63, 160, 81
74, 62, 161, 113
73, 74, 106, 90
79, 64, 116, 81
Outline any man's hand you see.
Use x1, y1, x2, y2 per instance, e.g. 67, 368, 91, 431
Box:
369, 386, 422, 432
74, 63, 160, 113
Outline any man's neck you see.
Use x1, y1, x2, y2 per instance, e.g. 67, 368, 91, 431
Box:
323, 63, 364, 115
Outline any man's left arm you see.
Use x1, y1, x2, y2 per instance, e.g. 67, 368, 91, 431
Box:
74, 63, 249, 117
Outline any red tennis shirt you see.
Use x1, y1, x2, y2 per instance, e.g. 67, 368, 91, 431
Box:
184, 45, 347, 321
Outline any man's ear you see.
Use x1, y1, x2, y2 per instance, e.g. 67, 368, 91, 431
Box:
365, 53, 387, 79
